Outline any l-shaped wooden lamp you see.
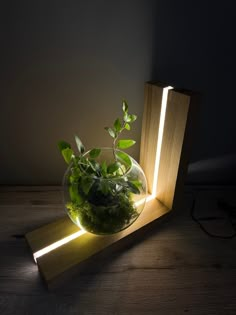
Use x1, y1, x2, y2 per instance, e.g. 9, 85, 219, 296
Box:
26, 82, 196, 288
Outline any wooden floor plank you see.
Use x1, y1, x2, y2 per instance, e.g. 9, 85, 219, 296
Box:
0, 186, 236, 314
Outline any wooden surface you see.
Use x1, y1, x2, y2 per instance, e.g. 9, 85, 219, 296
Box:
1, 186, 236, 314
26, 197, 170, 287
140, 83, 163, 194
156, 89, 190, 209
140, 83, 191, 210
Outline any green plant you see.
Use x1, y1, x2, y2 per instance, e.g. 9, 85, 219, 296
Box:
58, 101, 143, 234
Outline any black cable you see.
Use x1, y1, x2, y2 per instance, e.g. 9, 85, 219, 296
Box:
190, 196, 236, 239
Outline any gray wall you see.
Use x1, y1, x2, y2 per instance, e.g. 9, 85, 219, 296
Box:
1, 0, 235, 185
151, 0, 236, 184
152, 1, 235, 161
0, 0, 155, 185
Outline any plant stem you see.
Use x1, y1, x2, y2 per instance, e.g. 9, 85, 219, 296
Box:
112, 120, 127, 174
112, 138, 117, 162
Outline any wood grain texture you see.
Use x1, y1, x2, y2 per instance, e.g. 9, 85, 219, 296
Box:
26, 197, 170, 286
140, 83, 163, 194
26, 216, 79, 253
140, 83, 192, 211
1, 186, 236, 314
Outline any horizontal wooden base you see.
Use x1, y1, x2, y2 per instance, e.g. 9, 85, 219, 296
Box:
26, 197, 170, 287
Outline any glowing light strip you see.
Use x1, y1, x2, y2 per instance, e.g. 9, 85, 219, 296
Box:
151, 86, 173, 197
33, 229, 86, 263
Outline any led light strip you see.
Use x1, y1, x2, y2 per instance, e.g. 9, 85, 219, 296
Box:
33, 229, 86, 263
151, 86, 173, 197
33, 87, 173, 263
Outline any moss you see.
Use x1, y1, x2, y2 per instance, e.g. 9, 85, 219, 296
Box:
66, 190, 138, 235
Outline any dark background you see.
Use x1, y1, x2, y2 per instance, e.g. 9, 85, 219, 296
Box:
0, 0, 235, 185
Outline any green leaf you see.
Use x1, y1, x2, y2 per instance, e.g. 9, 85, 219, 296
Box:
117, 139, 136, 149
130, 180, 142, 187
122, 100, 128, 113
88, 159, 99, 173
57, 140, 71, 152
69, 184, 84, 204
127, 181, 140, 194
89, 148, 101, 159
115, 151, 132, 167
124, 112, 130, 122
114, 118, 122, 132
62, 148, 74, 164
130, 180, 142, 191
81, 176, 95, 195
124, 123, 130, 130
101, 160, 107, 176
100, 180, 109, 195
130, 114, 137, 122
78, 156, 89, 172
69, 168, 81, 183
107, 162, 121, 174
124, 114, 137, 123
75, 135, 85, 154
105, 127, 116, 138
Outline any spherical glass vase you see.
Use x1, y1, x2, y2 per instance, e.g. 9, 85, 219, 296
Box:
63, 147, 147, 235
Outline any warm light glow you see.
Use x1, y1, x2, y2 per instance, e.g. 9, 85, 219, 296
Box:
33, 88, 173, 263
134, 197, 147, 207
151, 86, 173, 197
134, 194, 154, 207
146, 194, 156, 202
33, 197, 153, 262
33, 229, 86, 263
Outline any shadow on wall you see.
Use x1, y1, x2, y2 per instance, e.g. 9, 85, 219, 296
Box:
187, 154, 236, 185
150, 0, 236, 184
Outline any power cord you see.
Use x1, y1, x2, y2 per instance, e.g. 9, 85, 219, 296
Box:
190, 196, 236, 239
